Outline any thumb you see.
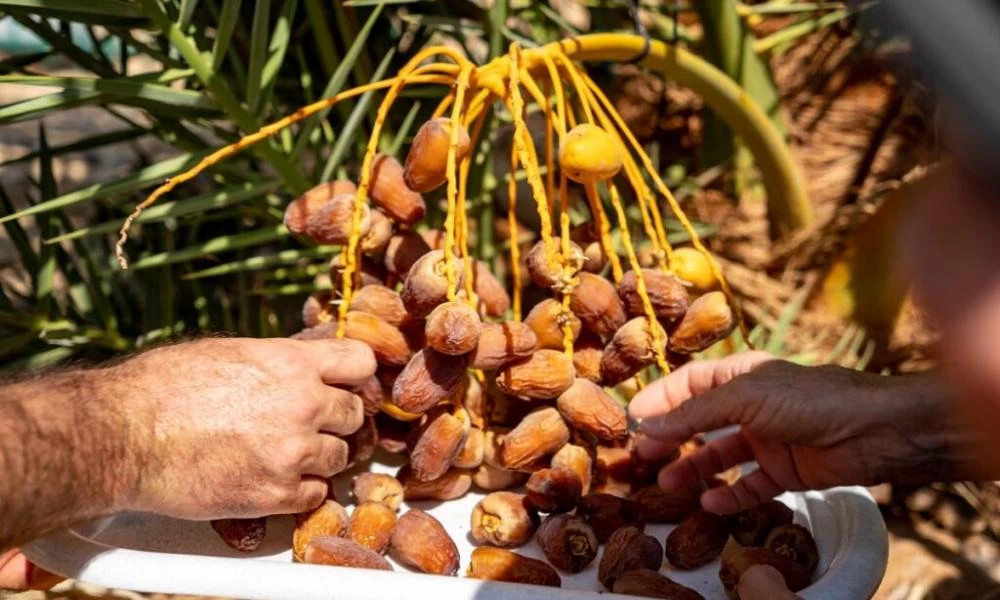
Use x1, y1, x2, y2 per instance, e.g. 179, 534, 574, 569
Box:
638, 373, 762, 445
737, 565, 802, 600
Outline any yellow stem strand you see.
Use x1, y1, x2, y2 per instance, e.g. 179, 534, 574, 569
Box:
584, 183, 623, 282
578, 68, 751, 345
607, 180, 669, 372
458, 108, 489, 308
507, 136, 522, 321
507, 44, 558, 283
338, 48, 472, 337
443, 66, 474, 301
115, 71, 456, 269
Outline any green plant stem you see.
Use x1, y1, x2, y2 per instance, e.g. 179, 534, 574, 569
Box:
754, 9, 851, 54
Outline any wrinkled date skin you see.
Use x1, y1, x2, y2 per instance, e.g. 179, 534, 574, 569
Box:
598, 526, 663, 590
467, 547, 561, 587
665, 510, 731, 570
536, 514, 598, 573
211, 517, 266, 553
577, 493, 644, 543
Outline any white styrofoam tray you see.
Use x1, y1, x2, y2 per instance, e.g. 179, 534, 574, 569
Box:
24, 453, 888, 600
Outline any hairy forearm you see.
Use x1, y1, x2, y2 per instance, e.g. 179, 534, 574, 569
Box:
0, 365, 143, 550
864, 371, 995, 485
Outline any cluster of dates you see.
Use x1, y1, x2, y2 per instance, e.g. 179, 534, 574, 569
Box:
209, 116, 811, 597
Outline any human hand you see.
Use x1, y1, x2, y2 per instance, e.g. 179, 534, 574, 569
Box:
736, 565, 801, 600
629, 351, 959, 514
114, 337, 376, 519
0, 549, 62, 590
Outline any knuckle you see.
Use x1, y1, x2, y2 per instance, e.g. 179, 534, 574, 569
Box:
292, 394, 325, 425
334, 340, 377, 373
327, 438, 349, 475
282, 438, 313, 472
295, 483, 328, 512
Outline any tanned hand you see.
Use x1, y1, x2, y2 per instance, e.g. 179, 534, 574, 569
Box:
629, 351, 989, 514
0, 337, 375, 551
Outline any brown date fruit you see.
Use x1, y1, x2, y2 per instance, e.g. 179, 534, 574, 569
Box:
467, 547, 561, 587
668, 291, 735, 354
398, 465, 472, 501
525, 237, 585, 290
401, 249, 465, 318
369, 153, 425, 224
612, 569, 705, 600
470, 321, 537, 370
350, 473, 403, 511
391, 348, 468, 414
211, 517, 266, 553
665, 510, 730, 570
453, 426, 485, 469
473, 260, 511, 317
600, 317, 667, 386
495, 350, 575, 400
556, 378, 627, 442
360, 209, 392, 255
284, 180, 357, 235
345, 501, 397, 554
352, 375, 386, 417
550, 443, 593, 495
598, 526, 663, 590
470, 491, 539, 548
383, 230, 432, 277
349, 285, 408, 327
525, 468, 583, 514
572, 332, 604, 383
302, 291, 334, 328
408, 408, 468, 481
472, 463, 529, 491
500, 407, 570, 470
719, 548, 812, 596
292, 501, 349, 562
303, 536, 393, 571
389, 509, 459, 575
403, 118, 471, 193
631, 484, 702, 523
729, 499, 794, 547
342, 310, 412, 367
425, 301, 482, 356
524, 298, 581, 350
570, 272, 627, 336
577, 493, 643, 543
536, 514, 598, 573
305, 193, 370, 246
765, 523, 819, 573
618, 269, 690, 323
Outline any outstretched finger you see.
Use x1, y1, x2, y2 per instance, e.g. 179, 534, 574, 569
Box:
701, 468, 785, 514
628, 351, 775, 421
657, 431, 753, 492
303, 339, 377, 387
635, 434, 681, 462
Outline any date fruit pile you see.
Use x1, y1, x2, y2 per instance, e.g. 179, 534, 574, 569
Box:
204, 112, 818, 598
